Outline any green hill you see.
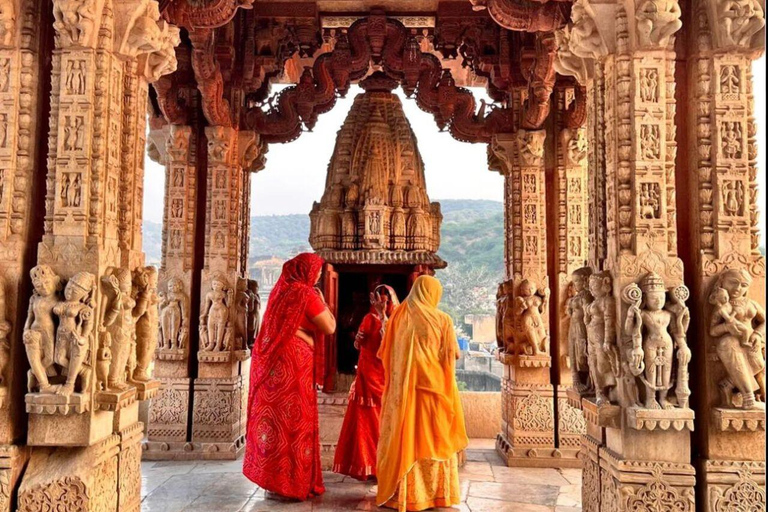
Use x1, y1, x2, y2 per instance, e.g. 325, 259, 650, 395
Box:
142, 199, 504, 322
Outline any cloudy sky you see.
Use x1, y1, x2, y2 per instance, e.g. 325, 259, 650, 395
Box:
143, 58, 766, 245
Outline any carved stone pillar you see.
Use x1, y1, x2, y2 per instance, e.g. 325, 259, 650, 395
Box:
551, 86, 589, 463
490, 130, 563, 467
144, 124, 199, 458
578, 2, 696, 510
685, 3, 766, 510
0, 0, 45, 507
190, 126, 259, 458
15, 1, 177, 510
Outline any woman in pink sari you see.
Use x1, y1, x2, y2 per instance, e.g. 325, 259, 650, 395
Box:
243, 253, 336, 500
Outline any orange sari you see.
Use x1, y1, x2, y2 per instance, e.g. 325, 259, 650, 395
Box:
376, 276, 468, 511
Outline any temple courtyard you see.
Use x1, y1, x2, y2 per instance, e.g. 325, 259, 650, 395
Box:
140, 441, 582, 512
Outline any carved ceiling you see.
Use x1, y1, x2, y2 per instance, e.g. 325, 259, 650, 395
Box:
152, 0, 580, 145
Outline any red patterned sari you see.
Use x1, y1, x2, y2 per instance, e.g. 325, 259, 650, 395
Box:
333, 308, 388, 481
243, 253, 326, 500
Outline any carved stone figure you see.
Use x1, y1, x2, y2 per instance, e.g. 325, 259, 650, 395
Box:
567, 268, 593, 392
145, 23, 181, 82
584, 271, 618, 405
709, 269, 766, 409
635, 0, 683, 48
53, 0, 98, 48
159, 277, 188, 350
247, 280, 261, 350
53, 272, 96, 396
101, 267, 136, 391
0, 276, 11, 391
0, 0, 14, 47
623, 273, 692, 410
569, 0, 608, 59
23, 265, 62, 393
234, 278, 249, 351
200, 274, 233, 352
132, 267, 159, 382
555, 27, 587, 84
719, 0, 766, 47
513, 280, 550, 356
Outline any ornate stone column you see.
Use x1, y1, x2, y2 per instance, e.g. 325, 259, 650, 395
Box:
190, 126, 259, 458
144, 123, 200, 458
577, 1, 697, 510
15, 1, 177, 510
551, 85, 589, 463
686, 2, 766, 509
0, 0, 46, 507
490, 130, 561, 467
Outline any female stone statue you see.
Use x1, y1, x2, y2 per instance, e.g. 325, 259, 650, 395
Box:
512, 280, 550, 356
200, 274, 232, 352
102, 268, 136, 391
159, 277, 188, 350
24, 265, 62, 393
709, 269, 766, 409
132, 267, 159, 382
0, 277, 11, 390
584, 271, 617, 405
53, 272, 96, 397
567, 268, 593, 391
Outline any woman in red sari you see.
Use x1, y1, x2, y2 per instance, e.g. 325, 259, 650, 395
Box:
333, 285, 399, 481
243, 253, 336, 500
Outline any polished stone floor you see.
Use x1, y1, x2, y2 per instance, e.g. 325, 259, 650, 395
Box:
141, 440, 583, 512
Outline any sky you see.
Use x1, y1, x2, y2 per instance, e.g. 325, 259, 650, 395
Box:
143, 58, 767, 245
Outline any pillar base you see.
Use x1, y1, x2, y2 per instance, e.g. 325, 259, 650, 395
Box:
495, 433, 581, 468
147, 378, 191, 444
117, 423, 143, 512
599, 446, 696, 511
141, 439, 245, 461
18, 435, 121, 512
700, 459, 766, 511
191, 377, 245, 447
557, 386, 586, 461
580, 433, 602, 512
0, 445, 30, 512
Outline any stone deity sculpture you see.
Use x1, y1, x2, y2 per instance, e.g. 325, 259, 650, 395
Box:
24, 265, 62, 393
132, 267, 159, 382
708, 269, 766, 409
234, 278, 250, 351
567, 268, 593, 392
719, 0, 766, 47
200, 274, 233, 352
159, 277, 189, 350
623, 273, 692, 410
53, 272, 96, 396
635, 0, 683, 47
512, 280, 550, 356
101, 268, 136, 391
584, 271, 618, 405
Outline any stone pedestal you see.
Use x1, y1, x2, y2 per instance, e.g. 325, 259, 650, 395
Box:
18, 435, 121, 512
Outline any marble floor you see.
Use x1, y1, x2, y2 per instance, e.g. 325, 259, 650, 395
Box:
141, 441, 583, 512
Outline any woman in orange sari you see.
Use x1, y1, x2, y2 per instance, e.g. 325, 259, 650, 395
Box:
243, 253, 336, 501
333, 285, 399, 481
377, 275, 468, 511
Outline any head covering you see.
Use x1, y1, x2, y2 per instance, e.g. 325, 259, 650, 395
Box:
249, 253, 324, 393
376, 275, 468, 506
